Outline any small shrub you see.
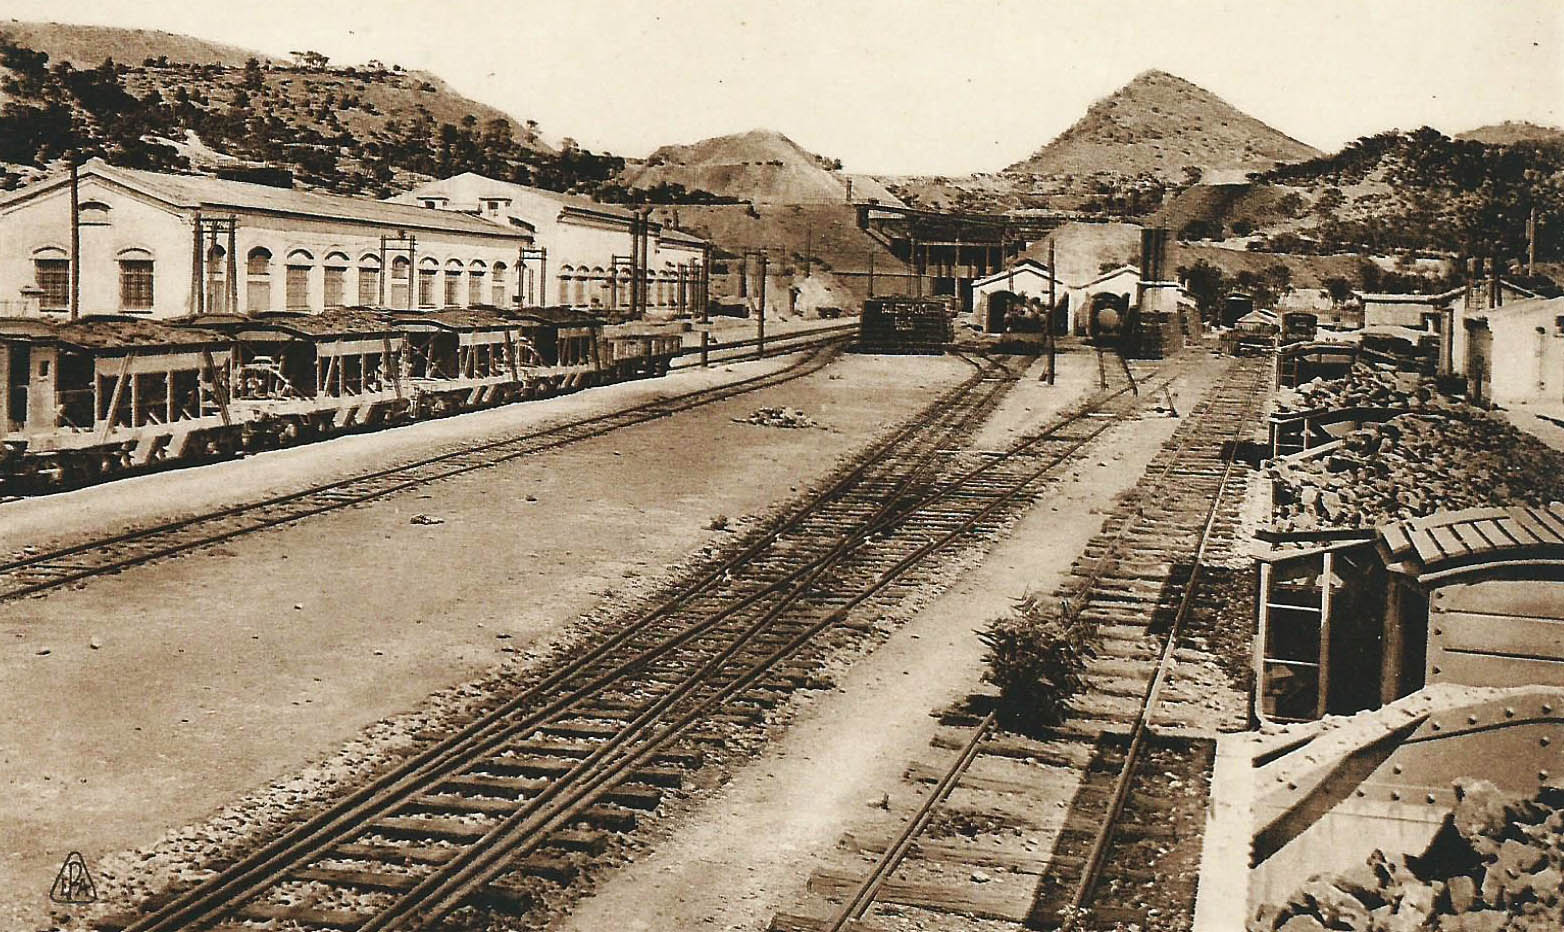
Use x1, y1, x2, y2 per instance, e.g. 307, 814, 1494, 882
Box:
707, 514, 730, 531
978, 596, 1093, 730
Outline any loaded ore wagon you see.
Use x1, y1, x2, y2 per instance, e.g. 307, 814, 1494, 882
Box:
0, 315, 238, 485
857, 297, 954, 354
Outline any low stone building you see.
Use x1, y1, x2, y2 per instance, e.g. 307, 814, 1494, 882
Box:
0, 160, 530, 319
969, 261, 1142, 334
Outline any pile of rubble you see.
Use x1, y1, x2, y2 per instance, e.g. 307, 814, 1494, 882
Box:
735, 407, 820, 429
1253, 778, 1564, 931
1274, 365, 1441, 416
1269, 371, 1564, 532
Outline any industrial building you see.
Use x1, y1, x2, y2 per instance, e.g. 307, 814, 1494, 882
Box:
968, 260, 1143, 334
0, 160, 531, 319
391, 173, 708, 318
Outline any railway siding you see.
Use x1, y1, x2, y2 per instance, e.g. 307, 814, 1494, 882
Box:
770, 353, 1272, 932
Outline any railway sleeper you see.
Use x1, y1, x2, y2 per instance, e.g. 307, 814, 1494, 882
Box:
233, 901, 366, 929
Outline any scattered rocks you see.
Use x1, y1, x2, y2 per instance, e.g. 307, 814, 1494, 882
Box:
1254, 778, 1564, 931
408, 513, 445, 526
735, 407, 820, 429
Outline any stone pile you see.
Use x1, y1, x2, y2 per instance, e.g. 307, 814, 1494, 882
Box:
1253, 778, 1564, 931
1269, 370, 1564, 531
1274, 365, 1436, 416
736, 407, 820, 429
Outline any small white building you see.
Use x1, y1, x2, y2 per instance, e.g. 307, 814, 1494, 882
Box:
392, 173, 707, 316
1462, 295, 1564, 407
0, 160, 531, 320
969, 260, 1142, 334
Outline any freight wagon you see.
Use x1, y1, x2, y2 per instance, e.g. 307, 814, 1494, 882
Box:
0, 305, 682, 491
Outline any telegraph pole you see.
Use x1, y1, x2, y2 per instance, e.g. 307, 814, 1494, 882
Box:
1046, 239, 1057, 385
69, 158, 80, 321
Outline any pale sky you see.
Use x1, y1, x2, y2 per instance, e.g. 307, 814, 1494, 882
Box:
3, 0, 1561, 175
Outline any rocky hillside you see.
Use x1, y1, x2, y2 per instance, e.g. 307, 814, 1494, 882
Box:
1005, 70, 1319, 181
0, 21, 626, 199
622, 128, 902, 206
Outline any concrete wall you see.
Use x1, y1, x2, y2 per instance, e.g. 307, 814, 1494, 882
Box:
1470, 298, 1564, 406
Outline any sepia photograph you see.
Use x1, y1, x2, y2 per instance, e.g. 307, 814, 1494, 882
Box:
0, 1, 1561, 930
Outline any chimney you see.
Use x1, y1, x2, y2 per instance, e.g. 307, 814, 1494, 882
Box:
844, 177, 853, 204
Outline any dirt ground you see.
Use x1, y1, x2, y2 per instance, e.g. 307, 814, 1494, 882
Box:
558, 350, 1233, 932
0, 350, 969, 931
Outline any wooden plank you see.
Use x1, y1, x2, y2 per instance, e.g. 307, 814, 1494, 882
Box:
1381, 521, 1413, 558
1501, 509, 1546, 545
805, 867, 1032, 923
1429, 526, 1469, 560
1435, 580, 1564, 617
1476, 519, 1521, 548
1449, 522, 1492, 555
1408, 527, 1445, 565
841, 831, 1048, 874
235, 903, 366, 929
292, 865, 418, 891
1530, 505, 1564, 540
1434, 611, 1564, 656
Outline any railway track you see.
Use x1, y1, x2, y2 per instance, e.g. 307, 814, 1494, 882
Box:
771, 353, 1271, 932
100, 352, 1174, 932
0, 336, 852, 604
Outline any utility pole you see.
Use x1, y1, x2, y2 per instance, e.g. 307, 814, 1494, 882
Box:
69, 158, 80, 321
867, 248, 875, 299
1528, 207, 1537, 276
1046, 239, 1057, 385
757, 249, 768, 356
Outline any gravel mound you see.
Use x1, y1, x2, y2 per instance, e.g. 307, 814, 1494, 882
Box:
734, 407, 820, 429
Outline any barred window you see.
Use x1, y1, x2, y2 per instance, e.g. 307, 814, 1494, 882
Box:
119, 260, 154, 310
34, 259, 69, 309
418, 268, 437, 307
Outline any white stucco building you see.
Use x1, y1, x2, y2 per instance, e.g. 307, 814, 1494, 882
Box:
1462, 296, 1564, 408
969, 260, 1143, 334
391, 173, 708, 316
0, 160, 532, 320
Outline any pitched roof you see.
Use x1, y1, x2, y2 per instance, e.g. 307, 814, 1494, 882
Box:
411, 172, 639, 223
1379, 503, 1564, 582
2, 160, 522, 239
971, 259, 1063, 289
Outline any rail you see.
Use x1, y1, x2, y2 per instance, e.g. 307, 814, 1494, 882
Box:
1066, 358, 1272, 919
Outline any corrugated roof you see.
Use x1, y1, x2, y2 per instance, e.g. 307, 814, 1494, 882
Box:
1379, 504, 1564, 581
83, 161, 523, 238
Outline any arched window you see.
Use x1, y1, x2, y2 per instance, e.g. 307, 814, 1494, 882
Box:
79, 200, 111, 226
444, 259, 464, 307
204, 244, 229, 313
117, 247, 155, 312
323, 251, 349, 309
590, 267, 608, 309
390, 256, 411, 308
31, 246, 69, 311
574, 270, 588, 308
491, 261, 508, 307
285, 249, 314, 311
468, 259, 486, 306
614, 266, 632, 311
418, 257, 439, 307
246, 247, 272, 312
558, 266, 574, 305
358, 254, 382, 306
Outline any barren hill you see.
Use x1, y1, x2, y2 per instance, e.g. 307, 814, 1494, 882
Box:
0, 19, 260, 68
623, 129, 902, 206
1455, 120, 1564, 147
1005, 70, 1319, 181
